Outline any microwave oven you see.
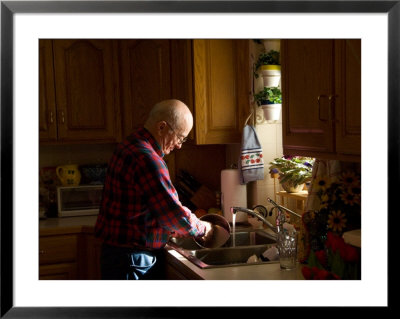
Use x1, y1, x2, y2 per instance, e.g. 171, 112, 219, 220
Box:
57, 185, 103, 217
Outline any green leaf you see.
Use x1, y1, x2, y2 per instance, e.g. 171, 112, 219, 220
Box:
307, 250, 324, 270
331, 250, 345, 278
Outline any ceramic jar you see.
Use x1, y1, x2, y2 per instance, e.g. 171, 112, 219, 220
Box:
56, 164, 81, 186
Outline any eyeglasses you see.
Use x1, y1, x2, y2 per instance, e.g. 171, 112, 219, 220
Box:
165, 121, 188, 145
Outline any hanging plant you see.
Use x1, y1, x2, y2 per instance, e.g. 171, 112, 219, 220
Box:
254, 87, 282, 106
254, 50, 280, 78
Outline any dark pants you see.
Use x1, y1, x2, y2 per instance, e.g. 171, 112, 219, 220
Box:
100, 243, 165, 280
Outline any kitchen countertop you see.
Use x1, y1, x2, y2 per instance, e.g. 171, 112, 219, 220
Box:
39, 215, 98, 235
39, 216, 304, 280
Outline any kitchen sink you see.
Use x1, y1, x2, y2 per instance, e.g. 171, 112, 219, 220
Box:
167, 230, 278, 269
169, 230, 276, 250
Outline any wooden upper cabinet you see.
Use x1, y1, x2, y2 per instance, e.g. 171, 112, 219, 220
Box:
119, 40, 172, 137
193, 39, 250, 144
170, 40, 195, 141
334, 40, 361, 157
281, 39, 361, 161
51, 39, 121, 143
39, 39, 250, 145
281, 40, 335, 155
39, 40, 57, 142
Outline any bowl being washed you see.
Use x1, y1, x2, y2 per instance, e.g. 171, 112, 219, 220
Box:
195, 214, 231, 249
80, 164, 107, 185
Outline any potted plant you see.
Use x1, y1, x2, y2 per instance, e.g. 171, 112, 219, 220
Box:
254, 87, 282, 121
254, 49, 281, 87
268, 156, 315, 192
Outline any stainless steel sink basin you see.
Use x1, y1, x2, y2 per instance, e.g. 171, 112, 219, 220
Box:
167, 230, 278, 269
169, 230, 276, 250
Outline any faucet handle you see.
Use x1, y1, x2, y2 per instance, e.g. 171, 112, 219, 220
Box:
253, 205, 268, 218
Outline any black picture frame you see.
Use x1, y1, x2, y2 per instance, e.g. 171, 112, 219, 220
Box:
1, 0, 395, 317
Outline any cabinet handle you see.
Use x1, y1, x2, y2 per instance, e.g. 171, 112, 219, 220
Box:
39, 250, 45, 255
317, 94, 328, 121
49, 111, 54, 124
329, 95, 339, 123
61, 111, 65, 124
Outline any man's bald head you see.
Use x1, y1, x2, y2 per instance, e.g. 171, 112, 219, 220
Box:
144, 99, 193, 132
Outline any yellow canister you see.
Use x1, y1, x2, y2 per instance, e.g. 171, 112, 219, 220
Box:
56, 164, 81, 186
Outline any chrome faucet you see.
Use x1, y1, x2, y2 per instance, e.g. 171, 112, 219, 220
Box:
231, 206, 278, 234
231, 199, 302, 236
266, 197, 302, 218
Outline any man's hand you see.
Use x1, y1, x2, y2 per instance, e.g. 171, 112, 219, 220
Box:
199, 221, 214, 244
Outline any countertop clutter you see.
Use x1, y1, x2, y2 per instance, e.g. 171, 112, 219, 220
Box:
40, 216, 304, 280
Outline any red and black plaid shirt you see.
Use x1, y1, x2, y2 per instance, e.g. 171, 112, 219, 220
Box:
94, 127, 205, 249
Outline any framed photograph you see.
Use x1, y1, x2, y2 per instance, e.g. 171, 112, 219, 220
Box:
1, 0, 395, 316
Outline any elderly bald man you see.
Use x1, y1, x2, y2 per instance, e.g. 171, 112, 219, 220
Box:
95, 99, 213, 280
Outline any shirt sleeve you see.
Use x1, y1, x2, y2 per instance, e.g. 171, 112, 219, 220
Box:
135, 152, 206, 237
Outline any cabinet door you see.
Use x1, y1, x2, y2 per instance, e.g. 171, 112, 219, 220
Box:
170, 40, 195, 142
52, 40, 121, 143
39, 40, 58, 142
39, 234, 78, 265
119, 40, 172, 137
281, 40, 335, 156
39, 262, 78, 280
334, 39, 361, 156
79, 234, 102, 280
193, 40, 250, 144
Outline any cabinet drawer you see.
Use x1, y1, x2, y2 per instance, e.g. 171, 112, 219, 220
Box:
39, 262, 78, 280
39, 235, 78, 265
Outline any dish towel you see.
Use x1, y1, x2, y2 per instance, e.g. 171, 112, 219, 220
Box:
238, 125, 264, 184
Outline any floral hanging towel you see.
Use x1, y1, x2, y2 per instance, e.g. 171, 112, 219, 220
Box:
238, 125, 264, 184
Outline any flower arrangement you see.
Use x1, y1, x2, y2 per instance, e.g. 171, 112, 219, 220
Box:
301, 231, 360, 280
268, 156, 315, 187
314, 170, 361, 234
301, 170, 361, 280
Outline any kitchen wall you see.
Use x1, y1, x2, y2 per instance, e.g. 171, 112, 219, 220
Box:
39, 143, 116, 168
226, 39, 289, 213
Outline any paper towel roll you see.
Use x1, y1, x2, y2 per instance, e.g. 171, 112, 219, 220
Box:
221, 169, 247, 223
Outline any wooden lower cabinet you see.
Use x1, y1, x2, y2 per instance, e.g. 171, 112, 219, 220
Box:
39, 262, 78, 280
165, 263, 189, 280
39, 231, 102, 280
39, 229, 202, 280
39, 234, 79, 280
80, 233, 102, 280
164, 250, 203, 280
